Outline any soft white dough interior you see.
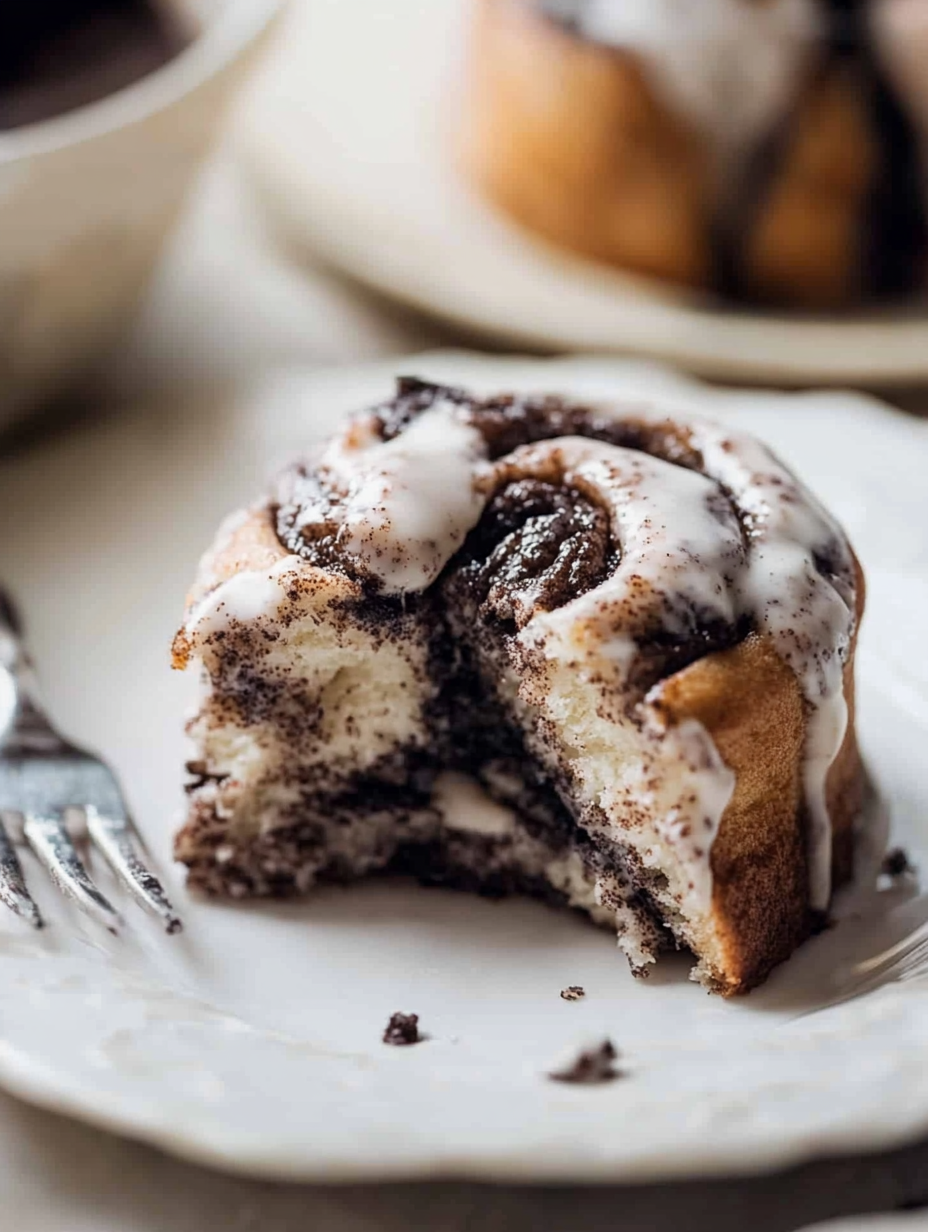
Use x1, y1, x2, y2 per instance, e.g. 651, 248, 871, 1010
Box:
188, 583, 433, 839
496, 651, 727, 959
185, 570, 705, 969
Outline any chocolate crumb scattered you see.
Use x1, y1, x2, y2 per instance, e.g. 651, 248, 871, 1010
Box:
383, 1012, 421, 1046
560, 985, 585, 1002
549, 1039, 620, 1084
882, 847, 916, 878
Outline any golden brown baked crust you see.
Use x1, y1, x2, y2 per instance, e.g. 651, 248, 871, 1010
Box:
650, 553, 865, 993
460, 0, 712, 288
741, 66, 878, 308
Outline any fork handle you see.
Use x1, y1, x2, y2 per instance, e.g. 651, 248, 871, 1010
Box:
0, 588, 23, 673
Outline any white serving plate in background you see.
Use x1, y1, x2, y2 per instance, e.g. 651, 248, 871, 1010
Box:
0, 354, 926, 1182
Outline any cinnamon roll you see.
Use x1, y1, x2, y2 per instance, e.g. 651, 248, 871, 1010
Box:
173, 378, 865, 995
459, 0, 928, 308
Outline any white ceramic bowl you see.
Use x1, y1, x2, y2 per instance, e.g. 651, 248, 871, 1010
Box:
0, 0, 281, 432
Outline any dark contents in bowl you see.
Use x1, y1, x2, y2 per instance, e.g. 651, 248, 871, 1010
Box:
0, 0, 193, 131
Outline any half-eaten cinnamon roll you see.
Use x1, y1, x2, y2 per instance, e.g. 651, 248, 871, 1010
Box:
173, 379, 865, 994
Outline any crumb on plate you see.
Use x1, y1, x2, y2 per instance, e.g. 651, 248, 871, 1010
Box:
549, 1039, 621, 1084
882, 847, 916, 878
383, 1012, 421, 1046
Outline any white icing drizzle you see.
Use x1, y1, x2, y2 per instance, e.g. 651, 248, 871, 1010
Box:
187, 555, 307, 635
301, 402, 486, 594
692, 420, 854, 909
510, 425, 853, 910
511, 437, 745, 667
648, 719, 737, 911
538, 0, 821, 180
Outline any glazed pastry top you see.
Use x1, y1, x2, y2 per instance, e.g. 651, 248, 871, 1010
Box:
267, 380, 859, 908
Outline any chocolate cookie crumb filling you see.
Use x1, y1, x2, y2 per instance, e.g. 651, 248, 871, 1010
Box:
549, 1039, 621, 1085
383, 1012, 422, 1046
560, 986, 586, 1002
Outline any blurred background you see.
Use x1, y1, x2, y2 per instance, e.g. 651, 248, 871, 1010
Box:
2, 0, 928, 440
2, 3, 928, 1231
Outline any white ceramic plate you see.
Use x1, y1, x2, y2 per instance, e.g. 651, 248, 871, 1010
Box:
238, 0, 928, 387
1, 353, 928, 1183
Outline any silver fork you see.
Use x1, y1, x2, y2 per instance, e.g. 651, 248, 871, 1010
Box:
0, 588, 181, 934
836, 916, 928, 1003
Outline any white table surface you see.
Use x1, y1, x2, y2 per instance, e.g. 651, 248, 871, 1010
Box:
3, 101, 928, 1232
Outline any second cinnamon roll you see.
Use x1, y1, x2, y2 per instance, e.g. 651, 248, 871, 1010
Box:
459, 0, 928, 307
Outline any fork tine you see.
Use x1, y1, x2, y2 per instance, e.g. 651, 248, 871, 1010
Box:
799, 920, 928, 1017
0, 815, 43, 928
23, 813, 122, 934
852, 920, 928, 978
85, 809, 182, 934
